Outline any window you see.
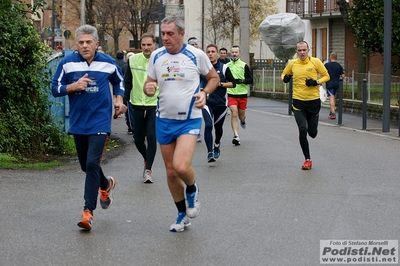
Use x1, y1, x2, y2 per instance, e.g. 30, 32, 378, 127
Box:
312, 28, 327, 61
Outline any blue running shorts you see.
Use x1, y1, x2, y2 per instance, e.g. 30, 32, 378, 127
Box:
327, 87, 338, 97
156, 117, 202, 145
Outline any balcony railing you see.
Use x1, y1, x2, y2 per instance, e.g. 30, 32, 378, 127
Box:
287, 0, 343, 18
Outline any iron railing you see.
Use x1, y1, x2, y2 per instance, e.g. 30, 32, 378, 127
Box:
286, 0, 344, 17
252, 68, 400, 105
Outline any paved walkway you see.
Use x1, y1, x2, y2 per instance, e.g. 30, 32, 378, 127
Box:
1, 97, 399, 266
250, 97, 400, 139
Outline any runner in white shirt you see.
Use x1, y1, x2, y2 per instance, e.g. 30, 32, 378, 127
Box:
144, 16, 219, 232
147, 44, 211, 120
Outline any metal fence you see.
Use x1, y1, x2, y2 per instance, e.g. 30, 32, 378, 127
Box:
286, 0, 344, 16
252, 68, 400, 105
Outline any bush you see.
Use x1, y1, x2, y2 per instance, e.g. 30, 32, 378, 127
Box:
0, 0, 70, 156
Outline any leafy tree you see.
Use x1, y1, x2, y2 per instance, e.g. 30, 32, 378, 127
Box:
203, 0, 278, 46
346, 0, 400, 69
0, 0, 70, 157
0, 0, 12, 16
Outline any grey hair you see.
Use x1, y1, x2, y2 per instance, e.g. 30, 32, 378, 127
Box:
75, 25, 99, 42
161, 16, 185, 33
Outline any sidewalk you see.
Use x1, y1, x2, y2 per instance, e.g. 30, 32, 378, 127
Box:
248, 97, 400, 139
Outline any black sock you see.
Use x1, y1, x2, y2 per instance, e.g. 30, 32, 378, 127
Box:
186, 182, 197, 194
175, 199, 186, 213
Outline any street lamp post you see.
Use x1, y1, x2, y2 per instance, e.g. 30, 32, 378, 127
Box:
382, 0, 392, 132
81, 0, 85, 25
158, 0, 163, 47
51, 0, 55, 49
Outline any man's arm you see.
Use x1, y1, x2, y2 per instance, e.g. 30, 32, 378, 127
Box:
243, 64, 254, 85
340, 66, 346, 79
194, 67, 219, 109
124, 58, 133, 104
281, 60, 293, 82
203, 67, 220, 95
51, 64, 93, 97
223, 67, 236, 88
317, 62, 330, 84
110, 63, 125, 97
111, 65, 128, 115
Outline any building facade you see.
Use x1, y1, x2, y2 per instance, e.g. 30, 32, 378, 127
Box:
31, 0, 396, 77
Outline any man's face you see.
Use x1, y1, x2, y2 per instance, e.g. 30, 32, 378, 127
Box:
206, 46, 218, 63
76, 34, 99, 62
141, 37, 156, 57
161, 22, 184, 54
296, 43, 309, 61
219, 50, 227, 59
230, 47, 241, 60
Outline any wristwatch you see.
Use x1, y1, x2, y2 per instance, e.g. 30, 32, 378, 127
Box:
202, 90, 209, 99
220, 82, 224, 87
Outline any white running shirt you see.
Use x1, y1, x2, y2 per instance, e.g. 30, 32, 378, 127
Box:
147, 44, 213, 120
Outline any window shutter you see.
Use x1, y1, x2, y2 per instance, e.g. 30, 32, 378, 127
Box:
322, 28, 327, 61
312, 29, 316, 57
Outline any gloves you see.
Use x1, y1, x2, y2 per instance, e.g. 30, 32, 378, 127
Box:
283, 74, 292, 83
235, 79, 243, 84
305, 78, 318, 87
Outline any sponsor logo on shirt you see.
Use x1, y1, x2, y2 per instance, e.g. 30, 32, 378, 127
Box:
86, 79, 99, 93
167, 66, 180, 72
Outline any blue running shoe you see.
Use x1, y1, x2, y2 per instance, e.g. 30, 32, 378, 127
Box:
186, 183, 200, 218
207, 152, 216, 163
169, 212, 191, 232
213, 143, 220, 159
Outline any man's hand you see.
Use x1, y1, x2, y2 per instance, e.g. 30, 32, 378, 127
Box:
283, 74, 292, 83
193, 90, 207, 109
144, 82, 157, 96
114, 98, 127, 118
74, 73, 93, 91
305, 78, 318, 87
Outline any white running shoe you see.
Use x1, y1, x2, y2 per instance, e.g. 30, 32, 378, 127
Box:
170, 212, 191, 232
143, 169, 153, 183
186, 183, 200, 218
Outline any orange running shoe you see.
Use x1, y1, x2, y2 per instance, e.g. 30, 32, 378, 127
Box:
99, 176, 116, 209
302, 159, 312, 170
77, 209, 93, 231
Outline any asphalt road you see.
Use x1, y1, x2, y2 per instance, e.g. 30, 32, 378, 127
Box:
1, 97, 399, 266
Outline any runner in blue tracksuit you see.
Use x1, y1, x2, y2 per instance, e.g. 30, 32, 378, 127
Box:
51, 24, 127, 231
